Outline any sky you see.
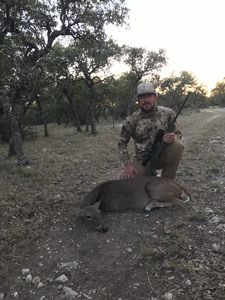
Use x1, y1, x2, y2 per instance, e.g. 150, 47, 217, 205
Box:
106, 0, 225, 91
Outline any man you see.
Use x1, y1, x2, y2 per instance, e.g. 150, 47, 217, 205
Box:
118, 82, 183, 180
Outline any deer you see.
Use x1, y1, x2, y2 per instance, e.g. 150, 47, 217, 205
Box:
77, 176, 191, 233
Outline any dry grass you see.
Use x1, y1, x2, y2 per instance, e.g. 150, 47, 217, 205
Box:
1, 107, 225, 298
1, 110, 225, 261
0, 121, 122, 276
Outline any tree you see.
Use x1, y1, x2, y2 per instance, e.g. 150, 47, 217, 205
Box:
0, 90, 29, 164
70, 39, 121, 134
0, 0, 128, 164
210, 78, 225, 106
123, 46, 167, 114
160, 71, 208, 110
104, 73, 137, 119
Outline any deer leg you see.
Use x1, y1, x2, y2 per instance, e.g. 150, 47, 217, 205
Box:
144, 198, 182, 216
145, 200, 174, 212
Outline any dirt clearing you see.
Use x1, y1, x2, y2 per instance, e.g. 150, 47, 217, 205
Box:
1, 107, 225, 300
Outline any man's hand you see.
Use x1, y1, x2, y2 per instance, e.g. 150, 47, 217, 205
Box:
120, 163, 137, 179
163, 132, 176, 144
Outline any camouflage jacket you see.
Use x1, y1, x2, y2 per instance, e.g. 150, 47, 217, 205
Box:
118, 106, 182, 166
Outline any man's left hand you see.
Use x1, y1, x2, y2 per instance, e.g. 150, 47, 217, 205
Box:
163, 132, 176, 144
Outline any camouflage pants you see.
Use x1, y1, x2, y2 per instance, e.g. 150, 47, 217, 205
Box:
132, 139, 184, 179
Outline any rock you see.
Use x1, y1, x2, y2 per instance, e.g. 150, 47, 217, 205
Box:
168, 276, 175, 280
212, 243, 220, 251
209, 216, 220, 224
164, 292, 173, 300
38, 262, 44, 267
133, 283, 140, 287
55, 274, 69, 283
205, 208, 213, 213
57, 285, 63, 290
13, 292, 18, 298
37, 282, 44, 288
32, 276, 41, 284
217, 224, 225, 231
60, 261, 79, 271
164, 228, 172, 234
185, 279, 192, 286
0, 293, 4, 300
151, 234, 158, 239
40, 296, 46, 300
26, 274, 33, 282
22, 268, 30, 275
63, 286, 79, 299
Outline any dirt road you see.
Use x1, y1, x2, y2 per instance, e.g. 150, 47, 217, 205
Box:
1, 107, 225, 300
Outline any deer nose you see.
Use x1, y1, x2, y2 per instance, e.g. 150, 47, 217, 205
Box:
97, 224, 109, 233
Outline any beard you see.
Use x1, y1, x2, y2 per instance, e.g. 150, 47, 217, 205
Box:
140, 103, 154, 112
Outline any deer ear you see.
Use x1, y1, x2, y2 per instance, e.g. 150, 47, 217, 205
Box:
92, 201, 101, 210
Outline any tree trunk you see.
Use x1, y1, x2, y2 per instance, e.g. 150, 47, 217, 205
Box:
63, 91, 81, 132
126, 98, 135, 116
44, 124, 48, 137
126, 91, 137, 116
95, 110, 99, 123
112, 106, 115, 129
85, 112, 90, 132
126, 81, 139, 116
36, 97, 48, 137
0, 118, 10, 142
90, 103, 97, 135
89, 88, 97, 135
102, 108, 107, 120
0, 94, 29, 165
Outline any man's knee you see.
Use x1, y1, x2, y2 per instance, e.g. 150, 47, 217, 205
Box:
169, 139, 184, 153
159, 139, 184, 168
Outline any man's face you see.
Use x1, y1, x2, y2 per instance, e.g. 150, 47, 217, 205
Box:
138, 93, 157, 112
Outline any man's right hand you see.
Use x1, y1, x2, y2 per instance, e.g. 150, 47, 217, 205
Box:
120, 163, 137, 179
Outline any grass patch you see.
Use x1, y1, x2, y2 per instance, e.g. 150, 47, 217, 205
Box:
141, 247, 165, 261
1, 110, 225, 290
189, 213, 207, 223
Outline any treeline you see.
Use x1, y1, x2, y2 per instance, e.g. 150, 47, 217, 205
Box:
0, 0, 224, 165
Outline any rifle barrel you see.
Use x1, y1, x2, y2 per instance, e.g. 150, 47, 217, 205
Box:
170, 92, 191, 125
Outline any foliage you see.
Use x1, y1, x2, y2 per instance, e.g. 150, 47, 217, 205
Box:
124, 46, 167, 84
0, 0, 128, 147
117, 46, 167, 115
0, 0, 215, 148
159, 71, 209, 111
210, 78, 225, 106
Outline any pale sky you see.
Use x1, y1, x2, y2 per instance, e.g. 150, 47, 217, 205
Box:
106, 0, 225, 91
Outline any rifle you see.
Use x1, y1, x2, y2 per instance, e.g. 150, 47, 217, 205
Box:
142, 92, 191, 176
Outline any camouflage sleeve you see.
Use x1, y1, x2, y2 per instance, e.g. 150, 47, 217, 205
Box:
169, 110, 182, 139
118, 117, 133, 166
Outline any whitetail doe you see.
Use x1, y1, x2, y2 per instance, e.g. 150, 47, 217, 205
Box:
78, 176, 191, 233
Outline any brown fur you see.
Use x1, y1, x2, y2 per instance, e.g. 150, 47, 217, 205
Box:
78, 176, 191, 232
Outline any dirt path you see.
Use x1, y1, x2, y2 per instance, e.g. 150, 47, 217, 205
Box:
1, 107, 225, 300
180, 107, 225, 143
